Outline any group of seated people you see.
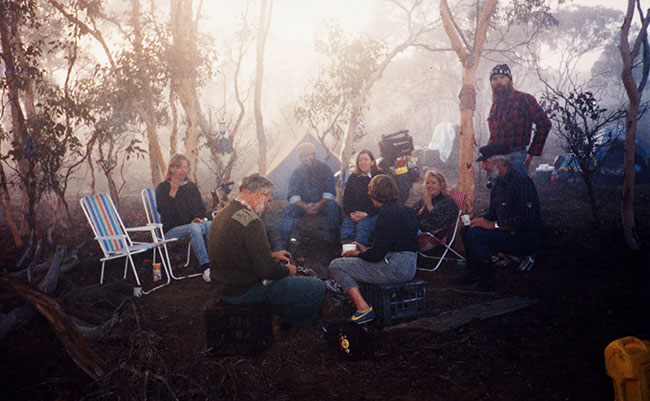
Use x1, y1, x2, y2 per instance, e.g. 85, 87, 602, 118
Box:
156, 142, 542, 327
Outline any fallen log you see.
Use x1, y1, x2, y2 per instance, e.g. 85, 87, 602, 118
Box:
0, 272, 107, 380
26, 239, 44, 283
385, 296, 539, 332
0, 303, 35, 341
9, 242, 82, 280
37, 244, 66, 295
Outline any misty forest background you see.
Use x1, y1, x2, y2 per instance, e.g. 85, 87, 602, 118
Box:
1, 0, 648, 251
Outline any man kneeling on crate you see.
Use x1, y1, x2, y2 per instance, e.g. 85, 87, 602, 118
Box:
208, 173, 325, 327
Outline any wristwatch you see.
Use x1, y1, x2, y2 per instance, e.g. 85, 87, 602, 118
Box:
494, 221, 500, 230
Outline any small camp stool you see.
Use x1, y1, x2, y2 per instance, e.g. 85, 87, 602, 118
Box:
359, 279, 427, 328
204, 300, 273, 356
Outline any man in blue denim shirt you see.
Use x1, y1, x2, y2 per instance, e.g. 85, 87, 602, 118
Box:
278, 142, 340, 250
453, 143, 543, 292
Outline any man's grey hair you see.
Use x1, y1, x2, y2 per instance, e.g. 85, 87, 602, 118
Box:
239, 173, 274, 194
492, 153, 511, 166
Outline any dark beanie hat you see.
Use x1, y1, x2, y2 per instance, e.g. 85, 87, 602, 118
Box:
490, 64, 512, 80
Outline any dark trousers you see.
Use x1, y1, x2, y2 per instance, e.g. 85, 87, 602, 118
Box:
461, 227, 541, 266
279, 200, 340, 249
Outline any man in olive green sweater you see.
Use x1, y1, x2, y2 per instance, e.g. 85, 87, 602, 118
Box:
208, 173, 325, 326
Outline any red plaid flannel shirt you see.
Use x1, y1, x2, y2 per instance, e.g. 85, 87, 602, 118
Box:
487, 89, 551, 156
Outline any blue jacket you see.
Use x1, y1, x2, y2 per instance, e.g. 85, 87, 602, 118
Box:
287, 159, 336, 203
485, 167, 543, 232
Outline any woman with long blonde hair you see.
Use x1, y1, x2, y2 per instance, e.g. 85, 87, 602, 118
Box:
156, 154, 212, 282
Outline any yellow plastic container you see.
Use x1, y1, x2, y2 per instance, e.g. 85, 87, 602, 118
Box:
605, 336, 650, 401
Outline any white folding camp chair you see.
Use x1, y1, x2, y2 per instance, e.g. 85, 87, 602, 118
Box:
417, 189, 467, 272
141, 188, 201, 280
80, 193, 173, 294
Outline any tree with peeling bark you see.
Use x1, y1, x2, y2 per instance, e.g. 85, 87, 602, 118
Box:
169, 0, 215, 182
619, 0, 650, 251
49, 0, 169, 188
1, 1, 93, 243
297, 0, 438, 191
254, 0, 273, 174
294, 22, 387, 152
0, 1, 40, 243
203, 4, 255, 187
438, 0, 558, 213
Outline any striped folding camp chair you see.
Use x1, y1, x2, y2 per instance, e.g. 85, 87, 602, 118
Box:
80, 193, 173, 294
141, 188, 201, 280
417, 189, 467, 272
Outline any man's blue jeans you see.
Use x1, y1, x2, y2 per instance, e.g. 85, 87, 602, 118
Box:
165, 220, 211, 265
220, 276, 326, 326
340, 215, 378, 246
461, 227, 541, 265
509, 149, 529, 175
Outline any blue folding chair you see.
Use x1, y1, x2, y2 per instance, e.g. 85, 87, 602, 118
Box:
80, 193, 173, 294
141, 188, 201, 280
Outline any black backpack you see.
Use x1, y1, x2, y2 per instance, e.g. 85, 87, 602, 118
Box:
323, 321, 375, 360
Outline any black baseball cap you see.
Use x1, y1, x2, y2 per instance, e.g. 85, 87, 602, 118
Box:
476, 144, 511, 162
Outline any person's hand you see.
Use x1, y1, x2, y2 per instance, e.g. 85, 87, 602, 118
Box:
524, 153, 533, 169
316, 198, 328, 210
286, 263, 297, 276
422, 189, 433, 210
342, 250, 359, 257
353, 241, 368, 253
350, 211, 367, 222
469, 216, 494, 229
192, 217, 205, 224
272, 250, 292, 263
169, 181, 180, 198
306, 203, 319, 215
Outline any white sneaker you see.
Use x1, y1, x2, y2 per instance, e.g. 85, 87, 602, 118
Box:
202, 268, 211, 282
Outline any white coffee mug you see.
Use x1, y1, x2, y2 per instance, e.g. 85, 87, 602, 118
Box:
461, 214, 471, 226
342, 243, 357, 254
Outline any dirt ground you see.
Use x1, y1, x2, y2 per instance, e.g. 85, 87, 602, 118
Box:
1, 179, 649, 401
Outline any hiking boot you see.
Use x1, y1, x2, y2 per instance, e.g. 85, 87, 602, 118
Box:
348, 307, 375, 325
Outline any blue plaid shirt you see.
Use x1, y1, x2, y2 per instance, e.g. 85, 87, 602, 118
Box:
485, 167, 543, 232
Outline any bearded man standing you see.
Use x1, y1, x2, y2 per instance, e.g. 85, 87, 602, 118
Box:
208, 173, 325, 327
487, 64, 551, 174
452, 144, 543, 292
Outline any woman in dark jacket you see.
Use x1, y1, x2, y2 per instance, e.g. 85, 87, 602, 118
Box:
341, 150, 382, 247
329, 174, 418, 325
411, 169, 458, 251
156, 154, 212, 282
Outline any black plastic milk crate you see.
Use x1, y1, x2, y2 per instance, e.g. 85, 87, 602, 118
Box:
360, 280, 427, 328
204, 300, 273, 356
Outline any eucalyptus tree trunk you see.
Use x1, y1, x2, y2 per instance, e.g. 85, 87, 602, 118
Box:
439, 0, 498, 214
254, 0, 273, 174
0, 6, 38, 241
50, 0, 167, 187
169, 0, 201, 181
131, 0, 165, 185
618, 0, 648, 250
339, 4, 435, 191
